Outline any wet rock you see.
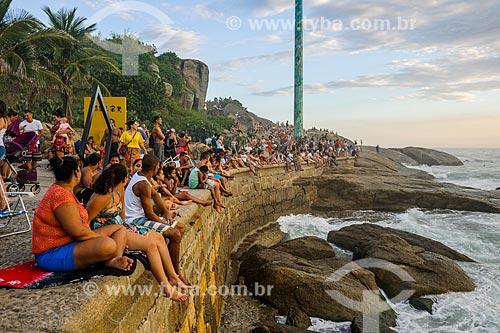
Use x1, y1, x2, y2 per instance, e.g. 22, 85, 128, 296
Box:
328, 223, 474, 262
239, 238, 396, 324
409, 297, 434, 314
352, 234, 475, 298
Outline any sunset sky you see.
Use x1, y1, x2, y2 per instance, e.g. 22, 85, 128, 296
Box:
12, 0, 500, 148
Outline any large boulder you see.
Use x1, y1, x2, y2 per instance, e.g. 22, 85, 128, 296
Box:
352, 234, 475, 298
328, 223, 474, 262
179, 59, 209, 111
239, 238, 396, 326
271, 236, 336, 260
393, 147, 463, 166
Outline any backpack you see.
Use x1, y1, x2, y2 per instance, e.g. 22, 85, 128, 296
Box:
148, 132, 156, 148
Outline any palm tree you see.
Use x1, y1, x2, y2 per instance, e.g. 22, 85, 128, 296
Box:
0, 0, 72, 107
42, 6, 119, 122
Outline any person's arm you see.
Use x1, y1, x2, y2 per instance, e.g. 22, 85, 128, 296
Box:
37, 122, 44, 137
134, 181, 165, 222
86, 194, 109, 223
156, 127, 165, 140
54, 202, 99, 241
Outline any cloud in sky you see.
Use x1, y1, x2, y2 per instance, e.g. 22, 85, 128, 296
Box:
145, 24, 203, 56
216, 0, 500, 103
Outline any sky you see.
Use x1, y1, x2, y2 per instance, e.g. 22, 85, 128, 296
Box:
10, 0, 500, 148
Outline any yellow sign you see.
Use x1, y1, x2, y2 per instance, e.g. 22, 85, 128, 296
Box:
83, 97, 127, 146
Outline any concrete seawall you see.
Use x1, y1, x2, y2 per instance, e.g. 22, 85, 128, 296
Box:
0, 161, 353, 332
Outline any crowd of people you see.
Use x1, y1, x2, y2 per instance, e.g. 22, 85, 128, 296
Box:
0, 102, 360, 302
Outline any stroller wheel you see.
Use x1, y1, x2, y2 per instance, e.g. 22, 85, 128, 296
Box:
30, 184, 41, 195
6, 183, 20, 196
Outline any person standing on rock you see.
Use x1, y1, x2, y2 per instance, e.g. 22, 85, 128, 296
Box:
376, 145, 380, 153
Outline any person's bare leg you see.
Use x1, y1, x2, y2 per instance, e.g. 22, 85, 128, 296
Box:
73, 236, 122, 269
94, 225, 133, 270
175, 193, 212, 206
127, 232, 187, 301
162, 223, 188, 284
0, 177, 9, 210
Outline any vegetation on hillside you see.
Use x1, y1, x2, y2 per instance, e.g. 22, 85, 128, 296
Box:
0, 0, 234, 140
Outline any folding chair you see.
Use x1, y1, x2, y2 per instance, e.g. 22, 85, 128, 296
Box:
0, 191, 34, 238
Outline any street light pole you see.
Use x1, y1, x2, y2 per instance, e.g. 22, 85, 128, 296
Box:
294, 0, 304, 138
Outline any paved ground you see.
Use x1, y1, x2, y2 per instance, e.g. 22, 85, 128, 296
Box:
0, 160, 54, 269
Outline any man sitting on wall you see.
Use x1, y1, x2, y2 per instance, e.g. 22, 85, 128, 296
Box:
124, 154, 190, 285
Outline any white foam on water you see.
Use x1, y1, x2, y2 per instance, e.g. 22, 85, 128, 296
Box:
309, 318, 351, 332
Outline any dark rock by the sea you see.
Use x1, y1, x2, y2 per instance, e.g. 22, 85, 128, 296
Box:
239, 237, 396, 326
409, 297, 434, 314
352, 234, 476, 298
328, 223, 474, 262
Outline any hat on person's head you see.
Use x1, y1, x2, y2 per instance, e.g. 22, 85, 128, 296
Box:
170, 128, 175, 133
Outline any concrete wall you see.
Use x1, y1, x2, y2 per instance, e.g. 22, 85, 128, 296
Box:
0, 164, 328, 332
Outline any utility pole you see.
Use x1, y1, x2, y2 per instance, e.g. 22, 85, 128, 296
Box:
294, 0, 304, 138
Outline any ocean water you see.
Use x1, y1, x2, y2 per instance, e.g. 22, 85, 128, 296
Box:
277, 149, 500, 333
403, 148, 500, 190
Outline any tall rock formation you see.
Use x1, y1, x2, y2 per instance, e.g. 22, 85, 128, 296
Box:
179, 59, 209, 111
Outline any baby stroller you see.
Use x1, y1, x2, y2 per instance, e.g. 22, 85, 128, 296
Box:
3, 132, 41, 195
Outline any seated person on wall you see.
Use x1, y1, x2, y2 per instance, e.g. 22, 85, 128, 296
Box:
163, 165, 213, 207
188, 165, 225, 214
124, 154, 190, 286
32, 156, 133, 272
197, 151, 232, 197
177, 152, 191, 187
74, 153, 102, 205
86, 164, 188, 301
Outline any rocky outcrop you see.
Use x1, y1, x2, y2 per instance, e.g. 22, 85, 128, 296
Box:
164, 82, 173, 97
239, 237, 396, 327
271, 236, 336, 260
179, 59, 209, 111
351, 234, 476, 298
307, 164, 500, 213
328, 223, 474, 262
392, 147, 463, 166
355, 150, 433, 180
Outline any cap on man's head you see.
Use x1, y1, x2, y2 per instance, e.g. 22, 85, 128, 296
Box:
170, 128, 175, 133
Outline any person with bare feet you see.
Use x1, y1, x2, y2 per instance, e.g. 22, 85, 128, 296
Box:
87, 164, 188, 301
163, 166, 213, 207
188, 165, 225, 213
32, 156, 133, 273
124, 154, 191, 287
